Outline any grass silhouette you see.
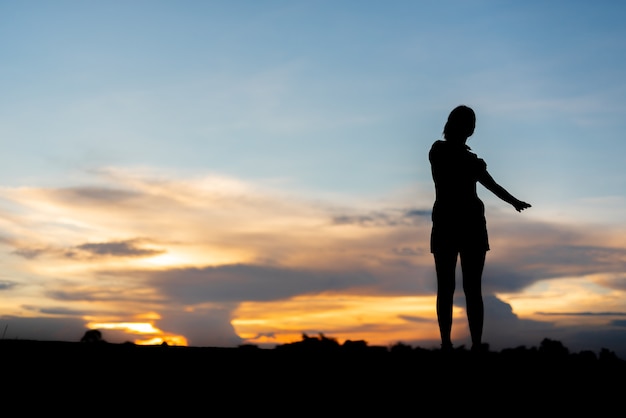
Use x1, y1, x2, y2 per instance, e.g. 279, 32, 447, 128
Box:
1, 333, 624, 414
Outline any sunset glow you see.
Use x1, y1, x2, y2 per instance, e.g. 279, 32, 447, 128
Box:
86, 321, 188, 346
2, 1, 626, 358
234, 294, 454, 347
497, 275, 626, 327
88, 322, 161, 334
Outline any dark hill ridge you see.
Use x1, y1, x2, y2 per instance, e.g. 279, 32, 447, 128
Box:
2, 335, 624, 414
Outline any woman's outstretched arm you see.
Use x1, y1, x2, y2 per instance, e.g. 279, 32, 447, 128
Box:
478, 171, 532, 212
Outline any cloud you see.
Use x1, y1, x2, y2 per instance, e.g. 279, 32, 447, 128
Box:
594, 273, 626, 291
0, 315, 88, 342
23, 305, 91, 316
482, 214, 626, 293
11, 239, 165, 261
147, 263, 376, 304
524, 245, 626, 274
155, 307, 243, 347
392, 247, 426, 256
331, 208, 430, 227
482, 293, 626, 358
480, 294, 556, 350
0, 280, 17, 290
51, 186, 141, 205
45, 285, 163, 304
484, 243, 626, 294
12, 247, 50, 259
398, 315, 431, 324
71, 239, 165, 258
536, 311, 626, 317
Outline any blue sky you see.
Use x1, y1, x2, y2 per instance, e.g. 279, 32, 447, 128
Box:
1, 1, 626, 357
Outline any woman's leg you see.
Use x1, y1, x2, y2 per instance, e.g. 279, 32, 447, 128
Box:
434, 251, 458, 349
460, 250, 486, 350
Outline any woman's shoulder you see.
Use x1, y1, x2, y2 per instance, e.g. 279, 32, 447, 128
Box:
430, 139, 472, 149
429, 140, 446, 161
430, 140, 447, 152
430, 139, 469, 155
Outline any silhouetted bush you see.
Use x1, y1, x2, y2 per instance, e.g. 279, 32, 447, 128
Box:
342, 339, 369, 352
80, 329, 105, 344
599, 347, 620, 363
389, 342, 413, 354
276, 333, 340, 353
238, 343, 261, 351
539, 338, 569, 358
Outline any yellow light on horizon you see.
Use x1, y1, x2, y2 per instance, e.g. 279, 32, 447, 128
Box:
496, 275, 626, 327
232, 294, 444, 347
86, 321, 189, 346
135, 335, 188, 346
88, 322, 161, 334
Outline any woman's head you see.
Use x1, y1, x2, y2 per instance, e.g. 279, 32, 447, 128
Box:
443, 105, 475, 141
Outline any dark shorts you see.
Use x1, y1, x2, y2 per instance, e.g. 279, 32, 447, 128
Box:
430, 218, 490, 253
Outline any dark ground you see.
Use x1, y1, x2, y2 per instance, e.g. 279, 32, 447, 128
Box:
2, 337, 624, 414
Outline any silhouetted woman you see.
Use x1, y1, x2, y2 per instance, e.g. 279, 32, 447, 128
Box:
429, 105, 531, 352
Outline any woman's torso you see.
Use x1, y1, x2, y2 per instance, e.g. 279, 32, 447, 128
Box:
429, 140, 486, 222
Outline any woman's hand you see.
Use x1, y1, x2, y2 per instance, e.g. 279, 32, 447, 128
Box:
513, 200, 532, 212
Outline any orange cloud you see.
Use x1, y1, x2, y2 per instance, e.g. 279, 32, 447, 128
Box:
233, 293, 445, 348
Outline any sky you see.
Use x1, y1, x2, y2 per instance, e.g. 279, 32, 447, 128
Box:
1, 0, 626, 357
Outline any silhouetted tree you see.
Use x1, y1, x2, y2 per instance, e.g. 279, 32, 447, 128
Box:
539, 338, 569, 358
276, 333, 341, 353
342, 339, 369, 353
389, 342, 413, 354
599, 348, 620, 363
302, 333, 340, 350
238, 343, 261, 351
80, 329, 105, 343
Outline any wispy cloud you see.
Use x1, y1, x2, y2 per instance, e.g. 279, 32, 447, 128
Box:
0, 280, 17, 291
331, 208, 429, 227
12, 247, 50, 260
12, 239, 165, 260
537, 311, 626, 317
72, 239, 165, 258
23, 305, 92, 316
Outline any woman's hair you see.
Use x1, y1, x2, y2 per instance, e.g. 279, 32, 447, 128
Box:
443, 105, 475, 141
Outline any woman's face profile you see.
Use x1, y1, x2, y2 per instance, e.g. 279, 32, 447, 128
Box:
468, 119, 475, 137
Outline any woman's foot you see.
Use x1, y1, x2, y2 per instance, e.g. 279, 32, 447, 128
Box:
471, 342, 488, 353
441, 342, 454, 352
